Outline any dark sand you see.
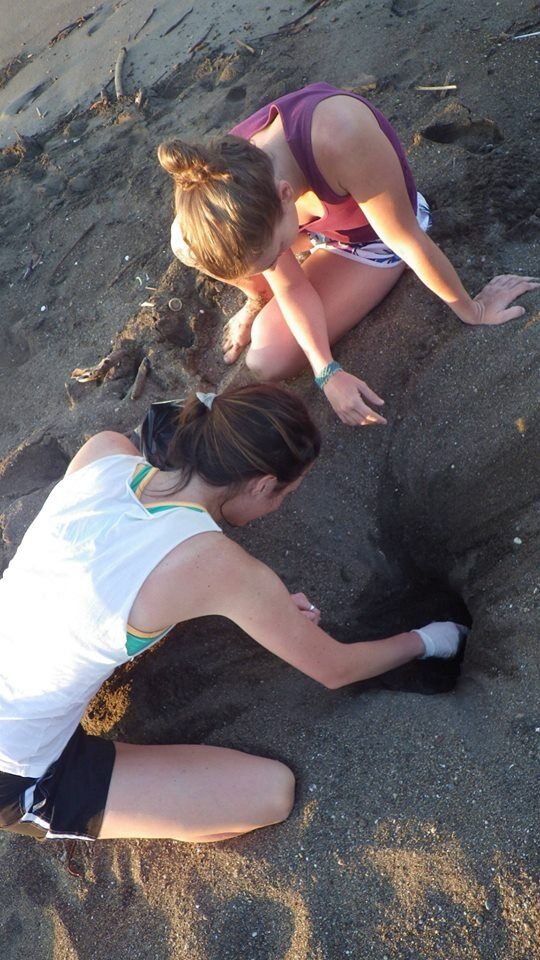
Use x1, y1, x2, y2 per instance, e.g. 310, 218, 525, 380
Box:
0, 1, 539, 957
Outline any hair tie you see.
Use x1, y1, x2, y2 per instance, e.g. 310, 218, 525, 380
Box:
196, 391, 216, 410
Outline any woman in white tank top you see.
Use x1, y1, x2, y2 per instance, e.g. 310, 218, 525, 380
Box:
0, 383, 465, 843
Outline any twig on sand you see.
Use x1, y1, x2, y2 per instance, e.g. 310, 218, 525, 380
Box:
439, 70, 454, 99
115, 47, 127, 99
130, 357, 151, 400
256, 0, 329, 42
280, 0, 329, 31
49, 12, 96, 47
22, 244, 42, 280
49, 223, 96, 284
163, 7, 193, 37
513, 30, 540, 39
188, 26, 213, 59
133, 7, 155, 41
234, 38, 256, 54
415, 83, 457, 91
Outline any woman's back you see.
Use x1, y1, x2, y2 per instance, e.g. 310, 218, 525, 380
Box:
0, 452, 220, 778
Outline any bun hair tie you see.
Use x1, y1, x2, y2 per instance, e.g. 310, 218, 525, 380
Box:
196, 391, 216, 410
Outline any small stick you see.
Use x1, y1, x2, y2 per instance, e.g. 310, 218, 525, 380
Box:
188, 25, 213, 58
115, 47, 127, 99
440, 69, 453, 99
49, 13, 95, 47
22, 259, 35, 281
130, 357, 151, 400
133, 7, 155, 41
234, 37, 256, 54
415, 83, 457, 91
279, 0, 328, 31
163, 7, 193, 37
49, 222, 96, 283
513, 30, 540, 39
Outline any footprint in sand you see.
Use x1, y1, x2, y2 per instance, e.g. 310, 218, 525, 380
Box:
421, 117, 504, 154
391, 0, 419, 15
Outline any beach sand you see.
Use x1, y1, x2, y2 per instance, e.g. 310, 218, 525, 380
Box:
0, 1, 539, 957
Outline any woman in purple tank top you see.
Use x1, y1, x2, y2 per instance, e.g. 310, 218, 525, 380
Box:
158, 83, 537, 426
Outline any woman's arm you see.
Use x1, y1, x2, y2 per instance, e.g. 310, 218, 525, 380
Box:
264, 251, 387, 425
175, 537, 429, 687
316, 97, 538, 324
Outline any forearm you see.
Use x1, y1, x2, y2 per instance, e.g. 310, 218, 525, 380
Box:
275, 286, 333, 373
329, 630, 424, 688
394, 232, 480, 324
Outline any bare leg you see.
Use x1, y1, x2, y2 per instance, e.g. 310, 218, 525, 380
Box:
246, 251, 406, 379
98, 742, 295, 842
220, 235, 313, 364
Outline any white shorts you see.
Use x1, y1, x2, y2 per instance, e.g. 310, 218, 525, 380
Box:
307, 192, 431, 268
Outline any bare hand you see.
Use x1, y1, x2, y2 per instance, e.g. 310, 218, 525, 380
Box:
291, 592, 321, 625
222, 298, 266, 364
471, 274, 540, 326
322, 371, 387, 427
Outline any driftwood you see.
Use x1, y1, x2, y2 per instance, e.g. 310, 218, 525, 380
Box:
163, 7, 193, 37
279, 0, 329, 31
416, 84, 457, 91
188, 26, 213, 59
130, 357, 151, 400
133, 7, 156, 41
49, 12, 95, 47
114, 47, 127, 100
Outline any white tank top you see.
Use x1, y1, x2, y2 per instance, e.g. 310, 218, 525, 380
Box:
0, 455, 221, 777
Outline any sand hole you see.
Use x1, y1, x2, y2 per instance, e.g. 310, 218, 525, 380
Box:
225, 85, 246, 102
0, 436, 69, 499
422, 118, 503, 154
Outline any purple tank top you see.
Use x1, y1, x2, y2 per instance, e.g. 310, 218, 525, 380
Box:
230, 82, 417, 245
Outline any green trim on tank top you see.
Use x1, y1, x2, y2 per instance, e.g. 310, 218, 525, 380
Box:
125, 624, 172, 657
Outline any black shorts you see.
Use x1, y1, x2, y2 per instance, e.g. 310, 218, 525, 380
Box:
0, 727, 116, 841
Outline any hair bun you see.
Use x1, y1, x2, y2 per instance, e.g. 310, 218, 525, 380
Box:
157, 140, 231, 190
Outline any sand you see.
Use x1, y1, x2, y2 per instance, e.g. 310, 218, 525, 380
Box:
0, 0, 539, 957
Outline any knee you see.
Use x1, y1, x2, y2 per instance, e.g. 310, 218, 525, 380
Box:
245, 346, 282, 381
262, 760, 296, 826
245, 346, 304, 382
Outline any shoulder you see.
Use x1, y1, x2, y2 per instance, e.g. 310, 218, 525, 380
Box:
165, 528, 267, 585
312, 95, 400, 194
66, 431, 140, 476
139, 526, 274, 624
312, 94, 381, 154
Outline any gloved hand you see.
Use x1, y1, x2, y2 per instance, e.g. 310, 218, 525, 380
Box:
413, 621, 469, 659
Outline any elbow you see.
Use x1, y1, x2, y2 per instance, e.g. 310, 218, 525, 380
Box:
314, 655, 350, 691
320, 674, 344, 691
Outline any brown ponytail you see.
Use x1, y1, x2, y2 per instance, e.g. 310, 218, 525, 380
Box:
166, 384, 321, 491
157, 136, 282, 280
157, 140, 233, 190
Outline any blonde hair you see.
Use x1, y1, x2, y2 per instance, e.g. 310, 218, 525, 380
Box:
157, 136, 283, 280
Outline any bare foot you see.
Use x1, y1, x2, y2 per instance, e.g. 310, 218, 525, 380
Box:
222, 297, 268, 364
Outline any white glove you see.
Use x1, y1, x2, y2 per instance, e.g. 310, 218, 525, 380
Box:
413, 621, 469, 659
